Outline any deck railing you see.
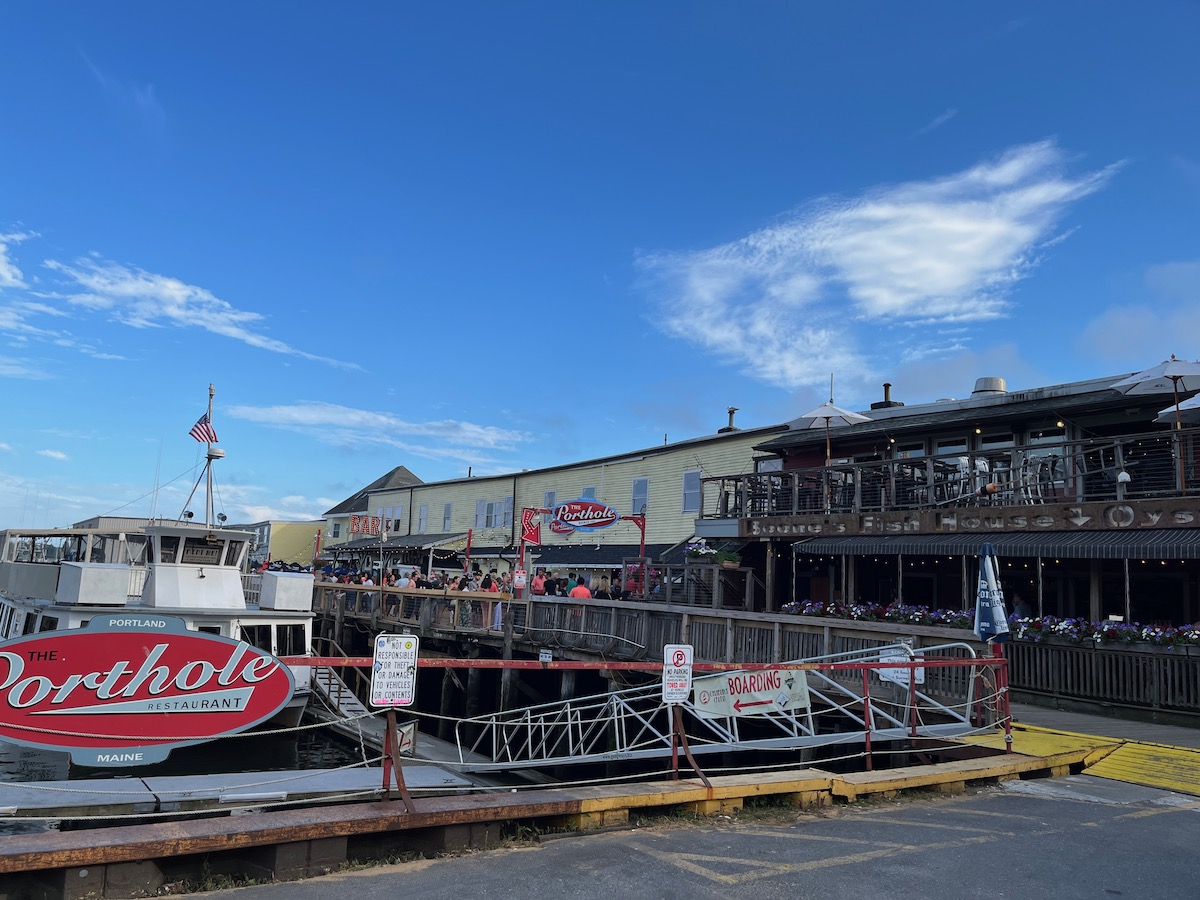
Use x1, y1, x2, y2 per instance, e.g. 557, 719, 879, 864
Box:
702, 425, 1200, 518
315, 588, 1200, 718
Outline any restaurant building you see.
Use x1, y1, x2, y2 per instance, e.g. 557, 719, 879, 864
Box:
697, 372, 1200, 627
322, 411, 784, 583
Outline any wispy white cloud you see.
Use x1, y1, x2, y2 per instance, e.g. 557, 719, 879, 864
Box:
37, 449, 68, 460
913, 108, 957, 137
640, 141, 1118, 391
0, 232, 32, 289
0, 442, 12, 452
81, 52, 168, 140
44, 256, 357, 369
0, 356, 54, 379
227, 401, 532, 469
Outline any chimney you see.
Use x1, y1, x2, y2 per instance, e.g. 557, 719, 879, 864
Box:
870, 382, 905, 410
718, 406, 740, 434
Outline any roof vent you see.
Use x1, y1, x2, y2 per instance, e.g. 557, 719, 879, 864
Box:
972, 377, 1007, 396
870, 381, 905, 410
717, 406, 740, 434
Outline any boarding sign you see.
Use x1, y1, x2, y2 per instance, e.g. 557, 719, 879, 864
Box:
693, 667, 810, 719
662, 644, 693, 704
370, 634, 420, 707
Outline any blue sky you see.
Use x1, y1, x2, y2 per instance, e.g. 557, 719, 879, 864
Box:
1, 3, 1198, 528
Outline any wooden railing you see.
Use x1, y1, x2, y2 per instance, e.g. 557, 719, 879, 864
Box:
702, 425, 1200, 518
313, 586, 1200, 717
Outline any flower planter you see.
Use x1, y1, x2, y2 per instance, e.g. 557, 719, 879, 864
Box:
720, 560, 739, 570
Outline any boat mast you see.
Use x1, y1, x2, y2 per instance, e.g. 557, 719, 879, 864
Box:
205, 383, 215, 529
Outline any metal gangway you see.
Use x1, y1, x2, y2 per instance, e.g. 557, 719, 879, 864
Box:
452, 642, 1000, 773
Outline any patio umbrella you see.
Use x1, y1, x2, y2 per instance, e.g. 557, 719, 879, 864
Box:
1155, 393, 1200, 426
796, 400, 871, 465
1111, 355, 1200, 430
972, 542, 1010, 644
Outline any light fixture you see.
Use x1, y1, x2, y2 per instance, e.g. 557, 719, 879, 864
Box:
1056, 420, 1065, 428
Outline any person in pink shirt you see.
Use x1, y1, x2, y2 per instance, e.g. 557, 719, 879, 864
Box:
568, 580, 592, 599
530, 569, 546, 596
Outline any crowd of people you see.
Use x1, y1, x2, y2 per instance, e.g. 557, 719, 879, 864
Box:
316, 566, 514, 594
317, 564, 659, 600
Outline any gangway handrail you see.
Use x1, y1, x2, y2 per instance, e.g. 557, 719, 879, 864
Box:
448, 644, 1001, 772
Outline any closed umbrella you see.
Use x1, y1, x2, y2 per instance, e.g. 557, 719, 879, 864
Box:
973, 542, 1010, 643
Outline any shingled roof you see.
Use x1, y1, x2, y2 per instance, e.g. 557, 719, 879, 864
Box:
322, 465, 422, 516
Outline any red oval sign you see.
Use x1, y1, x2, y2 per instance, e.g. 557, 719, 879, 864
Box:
0, 615, 295, 766
551, 499, 619, 532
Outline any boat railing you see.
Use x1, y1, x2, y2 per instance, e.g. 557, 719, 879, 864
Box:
702, 425, 1200, 518
241, 573, 263, 606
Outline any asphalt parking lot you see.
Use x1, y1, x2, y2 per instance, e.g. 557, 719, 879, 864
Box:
210, 775, 1200, 900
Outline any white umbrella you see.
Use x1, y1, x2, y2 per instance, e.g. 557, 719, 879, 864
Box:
1111, 355, 1200, 430
796, 400, 871, 465
1156, 393, 1200, 426
973, 543, 1010, 644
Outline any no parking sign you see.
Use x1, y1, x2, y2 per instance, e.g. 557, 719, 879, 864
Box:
662, 644, 693, 704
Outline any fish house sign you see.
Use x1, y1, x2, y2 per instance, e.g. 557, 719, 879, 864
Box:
0, 615, 294, 766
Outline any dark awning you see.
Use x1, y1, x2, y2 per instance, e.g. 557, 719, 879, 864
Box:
526, 543, 672, 569
793, 529, 1200, 560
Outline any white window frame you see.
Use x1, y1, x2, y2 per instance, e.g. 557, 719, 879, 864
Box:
631, 477, 649, 516
418, 504, 428, 534
443, 502, 452, 532
474, 499, 486, 529
682, 470, 701, 513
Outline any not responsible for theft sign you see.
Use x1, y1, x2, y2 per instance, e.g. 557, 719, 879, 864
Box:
370, 634, 420, 707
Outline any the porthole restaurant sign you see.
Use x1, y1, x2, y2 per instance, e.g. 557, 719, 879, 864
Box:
549, 498, 620, 534
0, 615, 294, 766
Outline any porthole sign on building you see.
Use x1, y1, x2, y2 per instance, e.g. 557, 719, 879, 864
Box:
0, 615, 295, 766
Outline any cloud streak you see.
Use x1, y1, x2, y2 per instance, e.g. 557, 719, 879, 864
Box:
640, 141, 1118, 391
913, 108, 958, 137
43, 256, 357, 369
228, 401, 532, 470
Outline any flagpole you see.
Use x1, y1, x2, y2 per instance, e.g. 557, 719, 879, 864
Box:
205, 383, 215, 529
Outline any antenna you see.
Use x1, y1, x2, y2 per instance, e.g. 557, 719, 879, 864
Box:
829, 372, 835, 403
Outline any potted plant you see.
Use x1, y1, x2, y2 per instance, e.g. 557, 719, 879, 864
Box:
685, 541, 717, 563
714, 550, 741, 569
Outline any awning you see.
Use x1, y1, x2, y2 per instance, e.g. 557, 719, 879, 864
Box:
793, 529, 1200, 560
526, 543, 672, 570
328, 532, 468, 553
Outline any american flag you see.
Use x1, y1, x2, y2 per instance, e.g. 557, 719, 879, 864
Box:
189, 412, 219, 444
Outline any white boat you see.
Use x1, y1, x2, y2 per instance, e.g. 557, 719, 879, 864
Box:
0, 386, 315, 729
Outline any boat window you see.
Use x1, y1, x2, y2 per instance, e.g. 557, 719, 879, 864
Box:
240, 624, 272, 652
181, 537, 223, 565
126, 535, 151, 565
21, 614, 38, 636
0, 606, 13, 639
198, 626, 221, 636
276, 624, 307, 656
224, 540, 245, 567
38, 616, 59, 632
159, 536, 180, 563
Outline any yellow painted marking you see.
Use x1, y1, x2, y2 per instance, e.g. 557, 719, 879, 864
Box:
961, 726, 1119, 757
1086, 743, 1200, 796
